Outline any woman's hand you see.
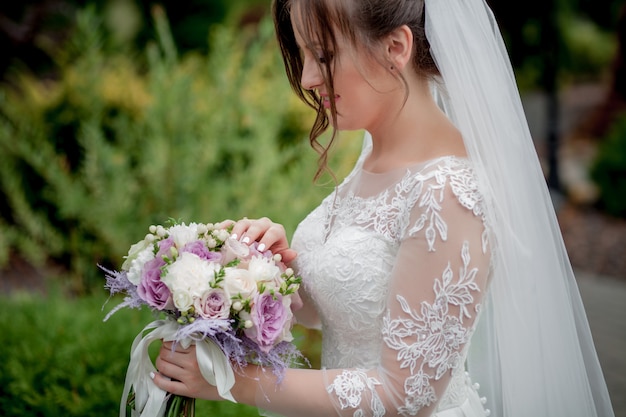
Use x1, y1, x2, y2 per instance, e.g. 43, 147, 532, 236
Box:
218, 217, 297, 264
152, 342, 221, 401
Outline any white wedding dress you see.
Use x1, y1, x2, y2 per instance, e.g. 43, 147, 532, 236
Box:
291, 149, 492, 417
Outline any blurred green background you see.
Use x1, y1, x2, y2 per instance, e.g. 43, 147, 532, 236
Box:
0, 0, 624, 415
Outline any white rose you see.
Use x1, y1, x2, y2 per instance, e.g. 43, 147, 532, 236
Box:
162, 252, 218, 298
126, 245, 155, 285
222, 268, 257, 300
167, 223, 199, 248
172, 290, 194, 312
248, 256, 281, 285
122, 238, 152, 271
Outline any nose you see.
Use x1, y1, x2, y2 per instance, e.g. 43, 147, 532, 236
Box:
301, 57, 323, 91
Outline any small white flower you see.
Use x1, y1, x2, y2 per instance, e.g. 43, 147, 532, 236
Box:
156, 225, 167, 237
232, 301, 243, 311
216, 229, 230, 242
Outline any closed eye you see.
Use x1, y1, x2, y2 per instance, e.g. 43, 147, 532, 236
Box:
318, 52, 334, 65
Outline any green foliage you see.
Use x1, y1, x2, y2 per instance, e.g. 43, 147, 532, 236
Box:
0, 290, 278, 416
0, 291, 145, 416
0, 8, 360, 292
590, 115, 626, 218
559, 15, 617, 82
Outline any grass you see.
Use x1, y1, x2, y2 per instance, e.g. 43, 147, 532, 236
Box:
0, 286, 320, 416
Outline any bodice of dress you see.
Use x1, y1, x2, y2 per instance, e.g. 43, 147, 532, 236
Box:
291, 156, 491, 416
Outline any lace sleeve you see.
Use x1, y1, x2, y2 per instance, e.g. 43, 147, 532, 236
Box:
322, 176, 491, 416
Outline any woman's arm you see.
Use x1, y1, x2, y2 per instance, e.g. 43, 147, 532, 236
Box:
154, 352, 335, 417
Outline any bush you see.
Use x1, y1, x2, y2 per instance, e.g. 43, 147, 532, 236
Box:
590, 115, 626, 218
0, 8, 361, 292
560, 15, 617, 82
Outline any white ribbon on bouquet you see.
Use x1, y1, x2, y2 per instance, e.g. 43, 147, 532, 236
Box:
119, 319, 237, 417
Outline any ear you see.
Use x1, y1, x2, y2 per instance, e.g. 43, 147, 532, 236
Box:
385, 25, 413, 71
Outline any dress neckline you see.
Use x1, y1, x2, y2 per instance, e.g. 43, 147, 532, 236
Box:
359, 155, 468, 176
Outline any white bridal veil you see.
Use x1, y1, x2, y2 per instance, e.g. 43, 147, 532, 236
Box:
421, 0, 615, 416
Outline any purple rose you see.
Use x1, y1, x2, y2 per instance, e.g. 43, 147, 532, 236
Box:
156, 237, 175, 257
182, 240, 222, 262
194, 288, 230, 319
138, 256, 173, 310
245, 292, 292, 352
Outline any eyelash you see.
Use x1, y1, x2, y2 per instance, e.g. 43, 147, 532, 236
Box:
318, 53, 334, 65
298, 48, 334, 65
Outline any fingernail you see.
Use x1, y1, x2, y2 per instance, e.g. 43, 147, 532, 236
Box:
231, 233, 238, 240
149, 372, 155, 380
257, 243, 266, 252
242, 236, 250, 244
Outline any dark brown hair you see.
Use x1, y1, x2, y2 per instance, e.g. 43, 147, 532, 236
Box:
272, 0, 438, 180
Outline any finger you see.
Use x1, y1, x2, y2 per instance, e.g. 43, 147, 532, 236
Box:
228, 217, 297, 262
230, 217, 269, 241
279, 248, 298, 264
253, 222, 287, 248
150, 371, 188, 396
214, 219, 235, 230
156, 352, 184, 375
161, 341, 193, 357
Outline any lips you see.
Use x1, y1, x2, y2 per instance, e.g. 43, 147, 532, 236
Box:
320, 94, 339, 109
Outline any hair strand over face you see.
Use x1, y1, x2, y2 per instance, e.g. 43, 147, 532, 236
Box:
272, 0, 438, 181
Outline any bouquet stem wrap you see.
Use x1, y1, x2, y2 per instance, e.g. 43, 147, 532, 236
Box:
120, 318, 236, 417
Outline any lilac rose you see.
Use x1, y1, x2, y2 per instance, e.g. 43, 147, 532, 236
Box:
245, 292, 292, 352
194, 288, 230, 320
182, 240, 222, 262
138, 256, 173, 310
221, 238, 250, 265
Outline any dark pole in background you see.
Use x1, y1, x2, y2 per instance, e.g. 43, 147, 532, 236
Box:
543, 0, 561, 191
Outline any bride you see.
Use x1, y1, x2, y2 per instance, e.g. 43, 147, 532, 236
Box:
151, 0, 615, 416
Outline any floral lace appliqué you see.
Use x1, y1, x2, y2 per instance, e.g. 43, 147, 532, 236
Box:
382, 242, 481, 416
408, 161, 484, 252
327, 369, 386, 417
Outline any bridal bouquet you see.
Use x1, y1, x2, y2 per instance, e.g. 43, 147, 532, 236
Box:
102, 220, 303, 417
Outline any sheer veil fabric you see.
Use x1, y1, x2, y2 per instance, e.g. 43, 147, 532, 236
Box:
423, 0, 614, 416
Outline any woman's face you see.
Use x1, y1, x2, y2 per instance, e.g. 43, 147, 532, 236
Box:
291, 11, 400, 132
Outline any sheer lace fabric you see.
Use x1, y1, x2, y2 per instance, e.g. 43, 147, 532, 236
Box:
291, 155, 492, 417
